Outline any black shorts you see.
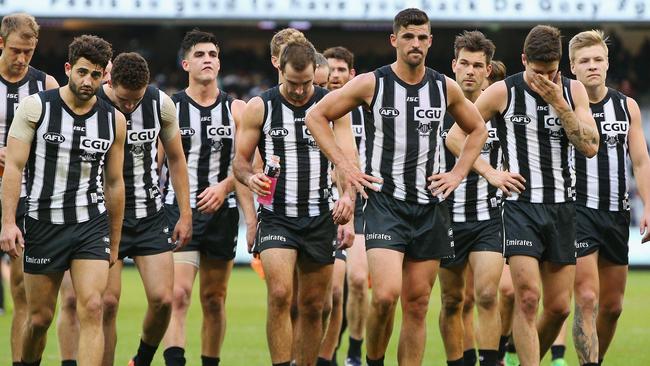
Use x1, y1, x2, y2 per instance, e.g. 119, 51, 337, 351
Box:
441, 217, 503, 268
119, 208, 174, 260
23, 212, 110, 274
165, 203, 239, 261
335, 249, 347, 261
502, 201, 576, 264
354, 195, 365, 235
254, 209, 337, 264
575, 205, 630, 265
363, 191, 453, 260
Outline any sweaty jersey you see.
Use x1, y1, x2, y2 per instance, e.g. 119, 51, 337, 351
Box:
10, 89, 117, 224
496, 72, 575, 204
367, 65, 447, 204
258, 85, 333, 217
440, 113, 502, 222
97, 85, 178, 218
165, 90, 236, 208
575, 88, 631, 211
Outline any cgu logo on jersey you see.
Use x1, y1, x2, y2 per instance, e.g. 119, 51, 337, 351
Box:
379, 107, 399, 118
601, 120, 628, 134
509, 114, 531, 125
414, 108, 442, 137
352, 125, 364, 137
43, 132, 65, 144
81, 136, 111, 152
269, 127, 289, 139
179, 127, 195, 137
301, 125, 319, 150
127, 128, 157, 144
207, 125, 233, 139
544, 115, 565, 139
481, 128, 499, 154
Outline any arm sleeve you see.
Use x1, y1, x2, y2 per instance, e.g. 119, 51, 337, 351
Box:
8, 95, 42, 144
159, 92, 179, 142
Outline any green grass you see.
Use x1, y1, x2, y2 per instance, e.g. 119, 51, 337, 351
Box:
1, 267, 649, 365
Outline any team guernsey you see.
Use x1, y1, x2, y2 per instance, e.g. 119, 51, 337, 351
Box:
496, 72, 575, 203
98, 85, 165, 218
575, 88, 630, 212
25, 89, 116, 224
440, 113, 502, 222
351, 105, 369, 171
367, 65, 447, 204
258, 85, 333, 217
166, 90, 236, 209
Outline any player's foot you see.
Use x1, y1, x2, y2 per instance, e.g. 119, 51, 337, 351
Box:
251, 256, 265, 280
504, 352, 519, 366
345, 356, 362, 366
550, 358, 568, 366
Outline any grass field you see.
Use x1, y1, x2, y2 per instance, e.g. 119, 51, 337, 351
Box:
1, 267, 649, 365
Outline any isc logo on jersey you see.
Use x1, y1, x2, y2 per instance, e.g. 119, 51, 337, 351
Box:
544, 115, 565, 139
127, 128, 157, 144
81, 136, 111, 152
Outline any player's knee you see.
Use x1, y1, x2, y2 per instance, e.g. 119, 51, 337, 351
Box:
299, 291, 327, 316
441, 290, 464, 315
268, 285, 292, 312
544, 300, 571, 321
600, 299, 623, 321
499, 283, 515, 303
200, 290, 226, 317
150, 292, 173, 316
575, 288, 598, 312
348, 270, 368, 294
517, 288, 541, 316
371, 290, 399, 316
322, 295, 333, 317
401, 294, 430, 321
61, 292, 78, 312
475, 286, 498, 310
171, 284, 193, 311
102, 293, 120, 319
331, 284, 344, 308
28, 309, 55, 333
79, 295, 104, 323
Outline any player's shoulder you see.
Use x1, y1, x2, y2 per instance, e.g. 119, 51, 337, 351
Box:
171, 89, 187, 104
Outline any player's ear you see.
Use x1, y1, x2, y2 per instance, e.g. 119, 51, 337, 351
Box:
181, 59, 190, 72
64, 62, 72, 77
350, 68, 356, 78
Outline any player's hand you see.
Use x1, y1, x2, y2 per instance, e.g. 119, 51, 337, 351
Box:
197, 183, 228, 214
484, 169, 526, 197
428, 171, 463, 199
529, 71, 566, 109
337, 160, 382, 199
0, 147, 6, 167
332, 191, 354, 225
0, 223, 23, 259
109, 243, 119, 267
246, 221, 257, 253
172, 212, 193, 250
247, 172, 272, 196
640, 209, 650, 243
336, 223, 355, 250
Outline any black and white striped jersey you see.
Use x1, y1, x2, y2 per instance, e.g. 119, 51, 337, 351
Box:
25, 89, 116, 224
258, 85, 333, 217
575, 88, 630, 211
440, 113, 502, 222
165, 90, 236, 208
0, 66, 47, 197
97, 85, 165, 218
496, 72, 575, 204
351, 106, 370, 171
367, 65, 447, 204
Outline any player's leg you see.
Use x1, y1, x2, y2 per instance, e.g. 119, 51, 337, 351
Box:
498, 264, 515, 364
57, 271, 79, 366
199, 256, 234, 365
9, 250, 27, 364
438, 264, 467, 365
318, 255, 346, 364
462, 268, 477, 366
550, 320, 568, 366
573, 251, 599, 365
509, 255, 542, 366
595, 259, 627, 363
537, 262, 574, 359
101, 260, 123, 366
345, 233, 368, 366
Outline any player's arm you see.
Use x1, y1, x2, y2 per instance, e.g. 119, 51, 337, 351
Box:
306, 73, 381, 197
0, 95, 40, 258
45, 74, 59, 90
530, 73, 598, 157
626, 97, 650, 243
233, 97, 268, 196
331, 112, 357, 227
446, 82, 525, 196
158, 93, 192, 248
429, 77, 487, 198
103, 110, 126, 266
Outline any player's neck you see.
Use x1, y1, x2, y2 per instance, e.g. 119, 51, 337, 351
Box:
585, 83, 608, 104
279, 83, 314, 107
464, 88, 481, 103
0, 59, 29, 83
392, 61, 426, 85
60, 85, 96, 115
186, 79, 220, 106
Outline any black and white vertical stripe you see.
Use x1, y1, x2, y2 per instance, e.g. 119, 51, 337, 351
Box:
440, 113, 502, 222
26, 89, 116, 224
98, 86, 163, 218
351, 106, 369, 172
575, 88, 630, 211
367, 65, 446, 204
165, 91, 236, 208
496, 72, 574, 204
258, 85, 333, 217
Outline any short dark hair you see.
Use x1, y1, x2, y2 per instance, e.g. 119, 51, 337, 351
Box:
524, 25, 562, 63
393, 8, 429, 34
68, 35, 112, 68
280, 40, 317, 72
315, 53, 329, 70
181, 28, 219, 57
454, 30, 496, 64
488, 60, 507, 84
110, 52, 149, 90
322, 46, 354, 70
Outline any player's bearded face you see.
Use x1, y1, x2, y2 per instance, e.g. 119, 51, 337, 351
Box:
570, 45, 609, 88
66, 58, 104, 101
392, 25, 431, 68
282, 63, 314, 103
523, 58, 559, 83
453, 49, 490, 95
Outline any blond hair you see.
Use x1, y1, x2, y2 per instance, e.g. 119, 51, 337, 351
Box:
569, 30, 608, 62
270, 28, 306, 58
1, 13, 39, 40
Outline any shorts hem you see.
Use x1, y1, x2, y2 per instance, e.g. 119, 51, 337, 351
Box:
118, 246, 174, 260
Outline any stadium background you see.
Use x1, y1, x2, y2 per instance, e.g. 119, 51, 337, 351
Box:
1, 0, 650, 364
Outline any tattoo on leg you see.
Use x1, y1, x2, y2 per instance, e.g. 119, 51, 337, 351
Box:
573, 304, 599, 364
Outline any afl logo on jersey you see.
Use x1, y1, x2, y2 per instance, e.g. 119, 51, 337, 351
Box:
179, 127, 195, 137
509, 115, 531, 125
379, 107, 399, 118
269, 127, 289, 138
43, 132, 65, 144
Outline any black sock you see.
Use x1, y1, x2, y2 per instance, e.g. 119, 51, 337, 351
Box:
163, 347, 186, 366
134, 339, 158, 366
447, 358, 464, 366
498, 335, 508, 360
505, 336, 516, 353
348, 337, 363, 359
366, 355, 384, 366
13, 363, 22, 366
62, 361, 78, 366
582, 363, 599, 366
201, 355, 220, 366
21, 360, 41, 366
598, 358, 603, 365
272, 363, 291, 366
551, 345, 566, 360
316, 357, 331, 366
478, 349, 498, 366
464, 349, 477, 366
